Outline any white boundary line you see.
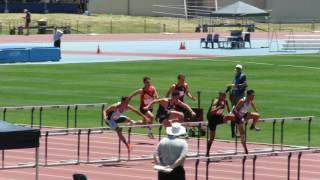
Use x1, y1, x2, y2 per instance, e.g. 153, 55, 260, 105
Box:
198, 58, 320, 70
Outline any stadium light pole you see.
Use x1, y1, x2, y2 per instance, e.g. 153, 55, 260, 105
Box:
4, 0, 8, 13
215, 0, 218, 11
183, 0, 188, 19
44, 0, 49, 14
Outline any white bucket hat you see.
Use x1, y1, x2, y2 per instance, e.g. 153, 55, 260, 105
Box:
235, 64, 243, 70
166, 123, 186, 136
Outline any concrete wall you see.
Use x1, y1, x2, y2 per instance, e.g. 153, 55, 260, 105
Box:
88, 0, 129, 14
131, 0, 185, 16
88, 0, 185, 16
88, 0, 320, 22
266, 0, 320, 22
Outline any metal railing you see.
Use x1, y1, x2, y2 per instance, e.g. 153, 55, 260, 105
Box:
16, 116, 312, 167
193, 148, 320, 180
0, 103, 107, 129
1, 17, 320, 35
0, 116, 316, 180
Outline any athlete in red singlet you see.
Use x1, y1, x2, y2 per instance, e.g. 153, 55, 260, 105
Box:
129, 77, 159, 138
166, 74, 195, 102
166, 74, 195, 121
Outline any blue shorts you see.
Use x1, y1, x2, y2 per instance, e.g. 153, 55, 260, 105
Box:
105, 113, 128, 130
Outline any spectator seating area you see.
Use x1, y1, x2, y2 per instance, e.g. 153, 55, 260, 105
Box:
282, 33, 320, 50
200, 30, 251, 49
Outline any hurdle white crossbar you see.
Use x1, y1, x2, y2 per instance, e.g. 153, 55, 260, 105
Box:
0, 103, 107, 111
259, 116, 313, 122
189, 148, 320, 162
39, 116, 314, 136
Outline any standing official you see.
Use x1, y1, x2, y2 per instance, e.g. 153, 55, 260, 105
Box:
53, 28, 63, 48
227, 64, 247, 138
154, 123, 188, 180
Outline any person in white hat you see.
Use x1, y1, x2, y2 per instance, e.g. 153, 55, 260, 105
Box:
154, 122, 188, 180
226, 64, 247, 138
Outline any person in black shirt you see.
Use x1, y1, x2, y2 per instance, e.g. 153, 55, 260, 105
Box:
23, 9, 31, 35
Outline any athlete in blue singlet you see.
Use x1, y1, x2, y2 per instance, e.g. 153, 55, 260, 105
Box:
103, 96, 149, 152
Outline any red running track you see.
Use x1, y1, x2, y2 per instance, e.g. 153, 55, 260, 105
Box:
0, 32, 315, 44
0, 130, 319, 180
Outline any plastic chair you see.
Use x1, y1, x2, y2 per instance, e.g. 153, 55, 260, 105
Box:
200, 34, 213, 48
213, 34, 221, 48
200, 38, 206, 48
244, 33, 251, 48
73, 173, 88, 180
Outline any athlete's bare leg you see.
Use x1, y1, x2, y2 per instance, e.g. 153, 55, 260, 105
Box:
246, 112, 260, 130
144, 111, 155, 138
207, 129, 216, 156
145, 111, 154, 124
237, 124, 248, 154
115, 126, 131, 152
168, 110, 184, 123
223, 114, 236, 123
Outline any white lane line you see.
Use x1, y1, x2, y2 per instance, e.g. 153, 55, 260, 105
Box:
1, 169, 70, 180
245, 61, 276, 66
198, 58, 320, 70
279, 64, 320, 70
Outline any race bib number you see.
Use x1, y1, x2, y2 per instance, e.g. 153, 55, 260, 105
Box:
111, 112, 121, 121
179, 91, 185, 97
144, 98, 153, 105
216, 109, 224, 115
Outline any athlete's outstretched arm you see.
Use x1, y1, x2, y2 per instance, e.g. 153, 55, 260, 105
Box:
177, 100, 196, 116
185, 84, 196, 101
127, 104, 145, 118
165, 84, 175, 97
153, 87, 160, 99
144, 99, 162, 110
251, 101, 258, 112
128, 89, 142, 101
103, 104, 116, 120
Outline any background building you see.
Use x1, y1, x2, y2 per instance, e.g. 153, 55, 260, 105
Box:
88, 0, 320, 22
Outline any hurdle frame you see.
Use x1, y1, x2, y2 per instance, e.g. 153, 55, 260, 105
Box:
193, 148, 320, 180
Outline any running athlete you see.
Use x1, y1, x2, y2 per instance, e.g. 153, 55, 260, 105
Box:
166, 74, 195, 102
166, 74, 195, 121
103, 96, 149, 152
144, 91, 196, 127
224, 89, 261, 154
128, 77, 159, 138
206, 91, 230, 156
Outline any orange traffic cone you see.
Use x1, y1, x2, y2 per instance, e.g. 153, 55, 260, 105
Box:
96, 45, 101, 54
